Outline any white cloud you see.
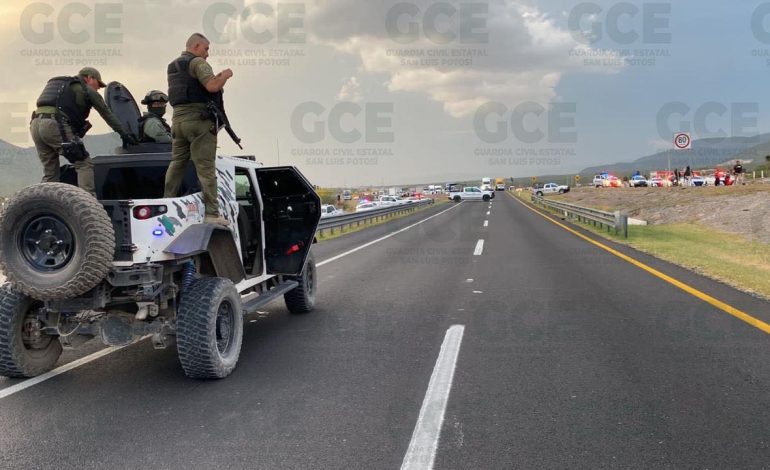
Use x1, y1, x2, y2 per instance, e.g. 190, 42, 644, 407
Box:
305, 0, 618, 118
337, 76, 362, 102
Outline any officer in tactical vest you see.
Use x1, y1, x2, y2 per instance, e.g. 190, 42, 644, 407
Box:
164, 33, 233, 226
139, 90, 172, 144
30, 67, 139, 197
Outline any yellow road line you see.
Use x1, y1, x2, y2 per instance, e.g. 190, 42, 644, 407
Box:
508, 192, 770, 335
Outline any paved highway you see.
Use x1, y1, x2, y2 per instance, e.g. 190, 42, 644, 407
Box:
2, 194, 770, 469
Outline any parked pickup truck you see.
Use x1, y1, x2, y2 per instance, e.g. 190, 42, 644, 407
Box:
532, 183, 570, 196
449, 186, 494, 202
378, 195, 407, 206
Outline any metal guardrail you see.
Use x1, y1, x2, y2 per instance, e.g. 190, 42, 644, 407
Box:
317, 199, 435, 235
530, 194, 628, 238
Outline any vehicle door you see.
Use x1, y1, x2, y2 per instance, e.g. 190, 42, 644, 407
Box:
255, 166, 321, 275
466, 188, 482, 200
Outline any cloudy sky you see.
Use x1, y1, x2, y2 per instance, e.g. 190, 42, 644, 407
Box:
0, 0, 768, 186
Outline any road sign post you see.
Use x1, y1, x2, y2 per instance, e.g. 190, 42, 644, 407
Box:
674, 132, 691, 150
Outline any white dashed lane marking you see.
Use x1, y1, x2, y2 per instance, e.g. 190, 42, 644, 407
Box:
401, 325, 465, 470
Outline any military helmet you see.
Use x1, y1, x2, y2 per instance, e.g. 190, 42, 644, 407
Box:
141, 90, 169, 105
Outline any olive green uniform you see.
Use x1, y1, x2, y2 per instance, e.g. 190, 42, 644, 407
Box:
31, 83, 128, 196
164, 51, 219, 217
141, 113, 172, 143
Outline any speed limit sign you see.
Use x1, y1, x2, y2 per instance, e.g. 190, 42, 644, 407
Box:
674, 132, 691, 150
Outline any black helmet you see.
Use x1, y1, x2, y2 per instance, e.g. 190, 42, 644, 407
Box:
141, 90, 169, 105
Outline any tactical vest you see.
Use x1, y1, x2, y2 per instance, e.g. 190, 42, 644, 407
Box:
138, 115, 171, 142
167, 55, 223, 108
36, 76, 91, 134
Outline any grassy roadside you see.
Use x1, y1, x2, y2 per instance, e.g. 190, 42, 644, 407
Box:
316, 198, 449, 242
513, 191, 770, 299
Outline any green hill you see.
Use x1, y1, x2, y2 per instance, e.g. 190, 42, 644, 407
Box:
0, 133, 121, 196
581, 134, 770, 176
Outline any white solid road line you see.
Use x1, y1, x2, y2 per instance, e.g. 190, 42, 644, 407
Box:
317, 203, 462, 267
1, 203, 461, 400
483, 220, 488, 227
401, 325, 465, 470
0, 345, 126, 400
473, 239, 484, 256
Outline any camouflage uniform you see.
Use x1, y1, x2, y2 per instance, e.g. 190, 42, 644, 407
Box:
164, 51, 219, 217
139, 90, 172, 144
140, 113, 172, 144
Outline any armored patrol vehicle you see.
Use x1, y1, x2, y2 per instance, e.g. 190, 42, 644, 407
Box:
0, 83, 321, 379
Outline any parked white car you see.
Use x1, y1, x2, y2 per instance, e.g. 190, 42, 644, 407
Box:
355, 202, 379, 212
320, 204, 342, 218
377, 195, 405, 207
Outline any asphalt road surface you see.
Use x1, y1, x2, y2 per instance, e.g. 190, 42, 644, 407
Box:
2, 194, 770, 469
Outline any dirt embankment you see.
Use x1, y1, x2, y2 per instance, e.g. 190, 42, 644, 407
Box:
555, 185, 770, 244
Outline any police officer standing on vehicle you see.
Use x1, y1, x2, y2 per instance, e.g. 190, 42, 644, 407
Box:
30, 67, 138, 197
139, 90, 172, 144
164, 33, 233, 226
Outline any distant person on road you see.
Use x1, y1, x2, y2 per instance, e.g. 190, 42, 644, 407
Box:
164, 33, 234, 226
30, 67, 138, 196
684, 166, 692, 186
733, 160, 744, 185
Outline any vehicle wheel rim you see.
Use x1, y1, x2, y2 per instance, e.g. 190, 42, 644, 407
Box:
21, 304, 54, 351
215, 300, 235, 355
20, 215, 75, 271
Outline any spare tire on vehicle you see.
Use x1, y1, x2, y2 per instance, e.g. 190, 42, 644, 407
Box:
0, 183, 115, 300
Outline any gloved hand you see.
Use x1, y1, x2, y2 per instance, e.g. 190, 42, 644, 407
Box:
121, 134, 139, 148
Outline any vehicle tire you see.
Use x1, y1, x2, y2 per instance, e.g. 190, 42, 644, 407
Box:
0, 285, 62, 378
0, 183, 115, 301
558, 189, 565, 194
453, 195, 461, 202
535, 191, 543, 197
482, 195, 491, 201
284, 251, 316, 314
176, 277, 243, 379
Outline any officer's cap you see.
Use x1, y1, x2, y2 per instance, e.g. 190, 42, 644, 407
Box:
78, 67, 106, 87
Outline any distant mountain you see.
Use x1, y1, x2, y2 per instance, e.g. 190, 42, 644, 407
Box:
0, 133, 121, 196
581, 134, 770, 176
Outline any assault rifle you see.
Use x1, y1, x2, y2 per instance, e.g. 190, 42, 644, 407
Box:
206, 101, 243, 149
